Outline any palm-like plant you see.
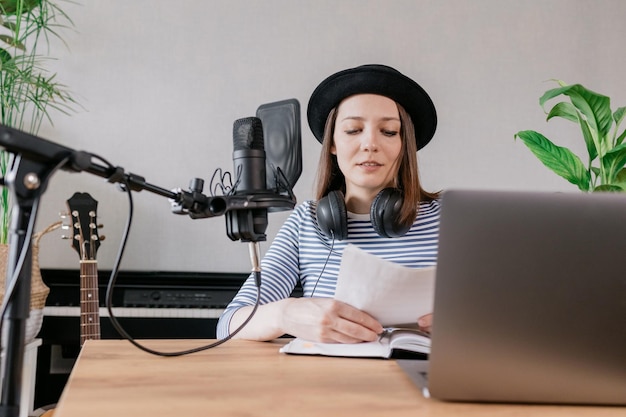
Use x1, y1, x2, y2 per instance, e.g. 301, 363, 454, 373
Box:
515, 81, 626, 192
0, 0, 77, 243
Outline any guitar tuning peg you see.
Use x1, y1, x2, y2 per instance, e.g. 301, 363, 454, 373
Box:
59, 210, 70, 219
99, 235, 106, 241
97, 224, 104, 229
61, 234, 71, 240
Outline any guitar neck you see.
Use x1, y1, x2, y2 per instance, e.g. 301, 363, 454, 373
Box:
80, 260, 101, 345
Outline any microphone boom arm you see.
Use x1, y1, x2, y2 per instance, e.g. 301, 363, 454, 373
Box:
0, 125, 296, 222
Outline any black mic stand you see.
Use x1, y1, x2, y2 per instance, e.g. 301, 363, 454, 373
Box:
0, 155, 63, 417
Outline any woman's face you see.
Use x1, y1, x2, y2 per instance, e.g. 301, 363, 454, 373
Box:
332, 94, 403, 204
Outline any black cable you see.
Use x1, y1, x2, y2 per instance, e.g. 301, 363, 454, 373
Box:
310, 232, 334, 298
88, 153, 262, 357
227, 164, 242, 196
209, 167, 234, 196
0, 196, 39, 340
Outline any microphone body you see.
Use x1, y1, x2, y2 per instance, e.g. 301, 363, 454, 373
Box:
232, 120, 266, 195
226, 117, 269, 242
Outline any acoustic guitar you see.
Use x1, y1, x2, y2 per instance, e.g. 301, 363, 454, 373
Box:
65, 192, 104, 346
39, 193, 104, 417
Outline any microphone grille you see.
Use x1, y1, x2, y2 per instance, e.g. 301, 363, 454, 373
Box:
233, 117, 264, 151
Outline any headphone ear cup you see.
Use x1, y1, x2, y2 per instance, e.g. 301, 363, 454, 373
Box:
316, 190, 348, 240
371, 188, 409, 238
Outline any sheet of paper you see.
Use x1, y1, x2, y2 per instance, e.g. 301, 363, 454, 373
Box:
334, 244, 435, 326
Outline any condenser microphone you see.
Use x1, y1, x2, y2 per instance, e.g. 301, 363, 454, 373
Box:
232, 117, 266, 195
225, 117, 270, 242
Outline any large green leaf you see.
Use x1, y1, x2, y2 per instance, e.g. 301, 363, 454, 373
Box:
540, 83, 613, 145
616, 129, 626, 147
539, 83, 572, 105
570, 85, 612, 138
615, 107, 626, 126
594, 184, 625, 192
577, 115, 599, 162
515, 130, 591, 191
615, 167, 626, 184
546, 101, 578, 123
614, 107, 626, 146
546, 102, 599, 161
601, 142, 626, 183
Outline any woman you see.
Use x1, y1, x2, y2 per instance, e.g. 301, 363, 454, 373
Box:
216, 64, 440, 343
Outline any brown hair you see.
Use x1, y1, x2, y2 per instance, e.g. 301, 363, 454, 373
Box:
314, 103, 439, 229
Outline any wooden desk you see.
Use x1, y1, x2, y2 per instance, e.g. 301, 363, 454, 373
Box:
53, 339, 623, 417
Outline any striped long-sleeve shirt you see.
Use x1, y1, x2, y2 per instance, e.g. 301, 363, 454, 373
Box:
216, 198, 441, 338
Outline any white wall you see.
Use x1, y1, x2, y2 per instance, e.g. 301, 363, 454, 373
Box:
29, 0, 626, 272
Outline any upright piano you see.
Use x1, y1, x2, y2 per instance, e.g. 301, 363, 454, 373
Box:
36, 268, 302, 409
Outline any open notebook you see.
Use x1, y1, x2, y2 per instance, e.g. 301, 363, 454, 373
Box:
280, 244, 435, 359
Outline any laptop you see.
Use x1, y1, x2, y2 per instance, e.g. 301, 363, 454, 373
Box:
398, 189, 626, 406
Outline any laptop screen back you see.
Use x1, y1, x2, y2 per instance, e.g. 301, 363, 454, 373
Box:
427, 189, 626, 405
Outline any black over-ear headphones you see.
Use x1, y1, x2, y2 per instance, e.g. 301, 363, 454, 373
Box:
316, 188, 411, 239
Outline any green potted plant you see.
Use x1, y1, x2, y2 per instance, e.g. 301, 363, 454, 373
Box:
0, 0, 76, 342
1, 0, 77, 242
515, 80, 626, 192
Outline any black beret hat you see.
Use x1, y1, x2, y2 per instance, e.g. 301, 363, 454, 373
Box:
307, 64, 437, 150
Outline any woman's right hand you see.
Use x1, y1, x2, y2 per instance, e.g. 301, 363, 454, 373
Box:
279, 297, 383, 343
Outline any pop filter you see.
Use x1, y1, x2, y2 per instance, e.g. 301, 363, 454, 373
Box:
256, 98, 302, 192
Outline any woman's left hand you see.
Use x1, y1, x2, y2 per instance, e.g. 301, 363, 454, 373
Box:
417, 313, 433, 333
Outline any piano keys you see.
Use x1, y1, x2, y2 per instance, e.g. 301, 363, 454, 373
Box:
43, 306, 224, 319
